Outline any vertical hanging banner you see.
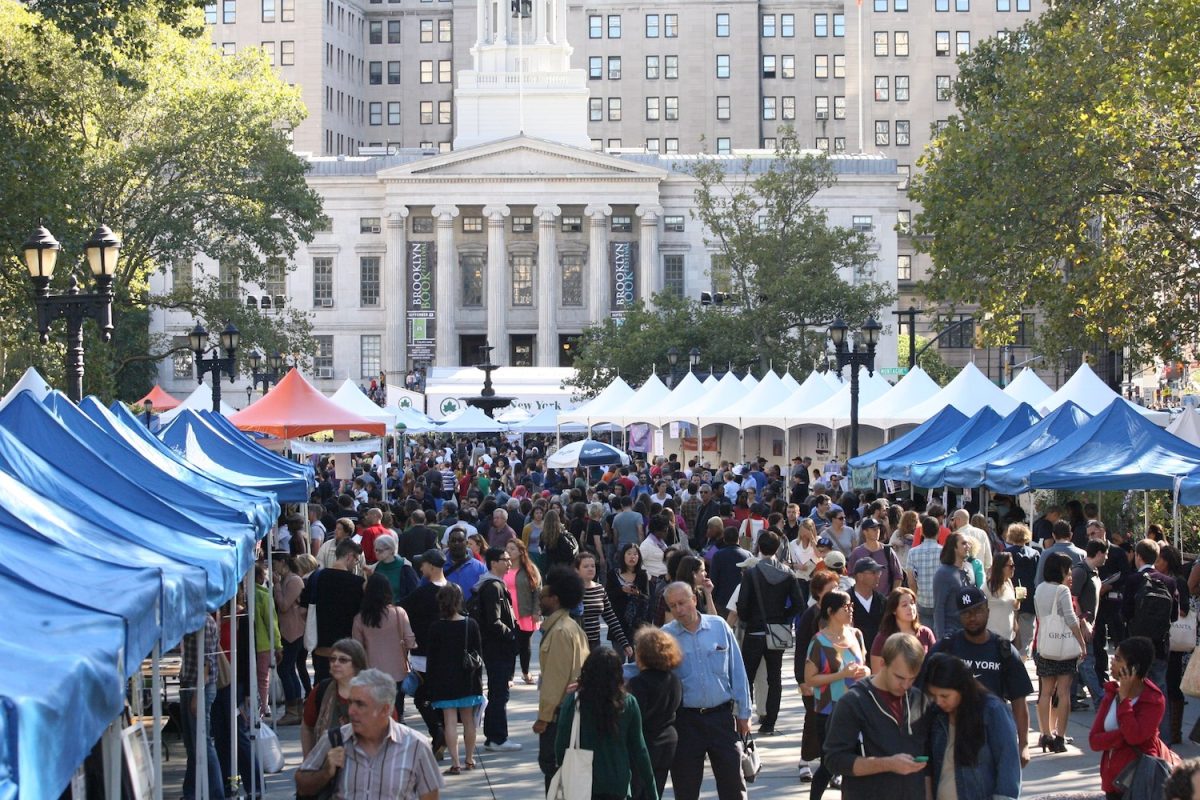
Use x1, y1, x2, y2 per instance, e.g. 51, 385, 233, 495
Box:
610, 241, 639, 318
407, 241, 436, 363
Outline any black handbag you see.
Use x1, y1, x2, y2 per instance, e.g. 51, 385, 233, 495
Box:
462, 617, 484, 673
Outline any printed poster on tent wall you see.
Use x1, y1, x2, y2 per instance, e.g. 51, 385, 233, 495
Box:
610, 241, 639, 318
407, 241, 436, 364
681, 435, 720, 451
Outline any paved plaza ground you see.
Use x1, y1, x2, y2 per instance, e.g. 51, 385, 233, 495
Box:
162, 637, 1194, 799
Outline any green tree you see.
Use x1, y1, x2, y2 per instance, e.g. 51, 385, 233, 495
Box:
909, 0, 1200, 365
0, 0, 321, 400
897, 333, 955, 386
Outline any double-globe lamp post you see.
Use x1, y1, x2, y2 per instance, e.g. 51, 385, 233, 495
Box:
247, 348, 285, 397
666, 346, 702, 387
23, 224, 121, 403
828, 316, 882, 460
189, 321, 240, 412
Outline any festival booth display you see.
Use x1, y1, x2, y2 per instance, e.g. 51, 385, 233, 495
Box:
1040, 362, 1169, 425
856, 366, 942, 429
846, 405, 970, 483
157, 380, 236, 425
1168, 409, 1200, 447
884, 362, 1019, 427
906, 402, 1044, 489
135, 384, 181, 411
663, 372, 753, 456
557, 376, 635, 430
1003, 368, 1054, 408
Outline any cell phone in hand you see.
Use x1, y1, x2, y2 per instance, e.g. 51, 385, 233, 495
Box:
328, 727, 344, 748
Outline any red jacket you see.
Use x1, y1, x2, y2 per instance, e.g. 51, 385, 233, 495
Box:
1088, 679, 1170, 793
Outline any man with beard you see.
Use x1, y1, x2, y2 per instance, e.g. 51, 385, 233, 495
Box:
443, 527, 487, 601
533, 567, 589, 791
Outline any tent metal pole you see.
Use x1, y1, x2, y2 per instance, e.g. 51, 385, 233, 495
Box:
246, 568, 260, 794
152, 632, 164, 800
228, 592, 239, 798
1144, 490, 1149, 537
267, 553, 278, 723
102, 721, 121, 800
196, 620, 208, 800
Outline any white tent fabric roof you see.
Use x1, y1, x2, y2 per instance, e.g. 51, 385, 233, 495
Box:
589, 374, 671, 426
636, 372, 708, 427
0, 366, 52, 410
675, 372, 752, 427
330, 379, 399, 427
741, 373, 759, 390
752, 371, 839, 431
702, 374, 719, 388
496, 407, 533, 424
436, 406, 508, 433
788, 367, 893, 428
779, 373, 801, 394
886, 362, 1018, 426
1003, 368, 1054, 407
558, 376, 634, 425
394, 407, 437, 432
857, 366, 942, 429
1040, 363, 1169, 425
1168, 410, 1200, 446
705, 371, 787, 429
513, 407, 586, 433
158, 380, 236, 424
820, 370, 844, 391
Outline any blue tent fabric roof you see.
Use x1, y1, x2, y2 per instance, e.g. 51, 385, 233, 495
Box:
847, 405, 969, 480
942, 402, 1093, 490
200, 410, 317, 485
876, 407, 1003, 483
907, 403, 1043, 489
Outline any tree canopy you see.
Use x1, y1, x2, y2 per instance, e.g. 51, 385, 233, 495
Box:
0, 0, 321, 400
566, 134, 894, 398
909, 0, 1200, 364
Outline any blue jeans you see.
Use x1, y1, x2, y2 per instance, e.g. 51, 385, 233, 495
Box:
180, 682, 225, 800
278, 636, 304, 703
1079, 638, 1104, 705
1149, 657, 1170, 739
483, 649, 515, 744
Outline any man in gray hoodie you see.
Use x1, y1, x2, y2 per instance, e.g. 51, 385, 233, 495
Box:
823, 632, 932, 800
735, 530, 804, 735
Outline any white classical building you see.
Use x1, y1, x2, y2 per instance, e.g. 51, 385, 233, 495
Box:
151, 0, 902, 396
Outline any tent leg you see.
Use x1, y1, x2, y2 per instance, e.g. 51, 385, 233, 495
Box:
196, 620, 208, 800
245, 568, 260, 797
102, 720, 122, 800
228, 592, 239, 798
152, 638, 164, 800
1144, 490, 1149, 537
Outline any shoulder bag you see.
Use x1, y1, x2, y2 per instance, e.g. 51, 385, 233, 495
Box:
1182, 645, 1200, 697
303, 571, 320, 652
462, 617, 484, 673
546, 696, 593, 800
1036, 585, 1081, 661
751, 567, 794, 650
1171, 608, 1197, 653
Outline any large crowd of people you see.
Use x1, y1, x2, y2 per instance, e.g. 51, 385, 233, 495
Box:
177, 435, 1200, 799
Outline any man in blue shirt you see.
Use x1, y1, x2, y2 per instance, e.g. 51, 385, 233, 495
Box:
663, 581, 752, 800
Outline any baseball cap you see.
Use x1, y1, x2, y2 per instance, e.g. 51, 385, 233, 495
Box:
413, 548, 446, 568
852, 558, 883, 575
860, 517, 881, 530
955, 585, 988, 613
816, 536, 835, 550
823, 551, 847, 571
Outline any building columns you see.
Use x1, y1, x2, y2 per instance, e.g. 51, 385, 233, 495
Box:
636, 204, 663, 309
534, 204, 561, 366
384, 209, 410, 382
483, 205, 511, 365
432, 204, 459, 365
585, 204, 611, 320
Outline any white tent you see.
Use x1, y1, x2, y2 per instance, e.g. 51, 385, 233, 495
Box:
1040, 363, 1169, 425
886, 362, 1018, 426
1168, 410, 1200, 446
673, 371, 752, 427
857, 366, 941, 429
741, 373, 759, 390
635, 372, 707, 427
158, 380, 236, 424
589, 374, 671, 427
515, 407, 591, 433
496, 407, 533, 424
558, 376, 634, 426
394, 407, 438, 432
820, 370, 845, 391
436, 406, 508, 433
702, 374, 719, 389
0, 366, 52, 410
779, 372, 801, 394
1003, 368, 1054, 407
788, 367, 893, 429
330, 379, 399, 427
704, 370, 787, 430
752, 371, 839, 431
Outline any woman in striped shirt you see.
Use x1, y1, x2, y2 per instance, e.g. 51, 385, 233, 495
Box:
575, 551, 634, 660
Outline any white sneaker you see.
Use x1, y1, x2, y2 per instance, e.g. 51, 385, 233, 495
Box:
798, 765, 813, 783
831, 775, 842, 789
485, 741, 522, 752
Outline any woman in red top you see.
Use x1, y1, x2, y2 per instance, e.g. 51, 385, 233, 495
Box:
1088, 636, 1174, 799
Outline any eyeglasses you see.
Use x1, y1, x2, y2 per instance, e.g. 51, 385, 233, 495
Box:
329, 655, 354, 665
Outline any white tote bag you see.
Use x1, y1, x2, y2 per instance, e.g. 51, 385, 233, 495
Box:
1171, 610, 1198, 653
546, 699, 593, 800
1036, 585, 1081, 661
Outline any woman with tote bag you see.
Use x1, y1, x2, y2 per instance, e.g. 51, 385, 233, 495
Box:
1033, 552, 1087, 753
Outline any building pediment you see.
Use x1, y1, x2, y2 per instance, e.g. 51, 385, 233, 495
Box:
377, 135, 667, 182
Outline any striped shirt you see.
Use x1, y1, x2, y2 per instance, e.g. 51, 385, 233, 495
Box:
580, 583, 629, 651
299, 721, 443, 800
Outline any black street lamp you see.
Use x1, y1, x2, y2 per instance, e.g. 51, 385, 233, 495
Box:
247, 348, 285, 396
24, 224, 120, 403
666, 346, 702, 387
828, 316, 881, 459
894, 305, 918, 369
688, 347, 701, 371
189, 321, 240, 412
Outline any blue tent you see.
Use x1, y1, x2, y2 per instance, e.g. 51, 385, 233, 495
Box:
877, 407, 1003, 483
158, 409, 313, 502
847, 405, 969, 481
906, 403, 1043, 488
942, 401, 1093, 490
201, 409, 317, 484
996, 400, 1200, 493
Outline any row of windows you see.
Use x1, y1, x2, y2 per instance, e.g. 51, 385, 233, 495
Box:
368, 17, 451, 44
872, 0, 1031, 10
873, 119, 913, 146
589, 12, 846, 40
204, 0, 296, 24
245, 40, 295, 65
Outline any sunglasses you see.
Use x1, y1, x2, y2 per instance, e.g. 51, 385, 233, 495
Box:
329, 655, 354, 665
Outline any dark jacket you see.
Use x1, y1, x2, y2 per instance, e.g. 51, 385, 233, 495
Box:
929, 692, 1021, 800
823, 679, 932, 800
399, 525, 437, 561
736, 559, 804, 632
473, 572, 516, 655
850, 590, 886, 656
304, 567, 364, 649
710, 543, 751, 611
626, 667, 682, 749
425, 617, 483, 701
1120, 566, 1181, 658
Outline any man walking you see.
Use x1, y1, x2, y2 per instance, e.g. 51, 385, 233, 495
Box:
1034, 520, 1086, 585
664, 581, 752, 800
401, 549, 449, 756
474, 547, 522, 752
849, 559, 886, 660
533, 566, 589, 791
906, 516, 943, 622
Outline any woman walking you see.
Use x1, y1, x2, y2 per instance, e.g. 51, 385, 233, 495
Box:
505, 538, 541, 684
271, 552, 307, 725
426, 583, 484, 775
868, 587, 936, 674
299, 638, 368, 755
626, 629, 682, 800
932, 532, 971, 639
352, 573, 417, 716
985, 552, 1020, 648
1034, 552, 1087, 753
607, 543, 652, 644
576, 552, 633, 658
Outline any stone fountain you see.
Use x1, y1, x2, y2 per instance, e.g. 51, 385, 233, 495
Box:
464, 345, 515, 418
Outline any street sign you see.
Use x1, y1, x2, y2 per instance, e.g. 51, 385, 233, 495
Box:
879, 367, 909, 376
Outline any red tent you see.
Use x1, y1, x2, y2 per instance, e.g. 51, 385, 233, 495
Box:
229, 368, 387, 438
135, 384, 181, 411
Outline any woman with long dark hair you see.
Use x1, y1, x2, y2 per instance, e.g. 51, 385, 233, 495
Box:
554, 648, 657, 800
1034, 552, 1087, 753
984, 551, 1019, 648
607, 542, 652, 643
576, 551, 633, 658
352, 573, 416, 714
925, 653, 1021, 800
673, 554, 717, 616
868, 587, 936, 675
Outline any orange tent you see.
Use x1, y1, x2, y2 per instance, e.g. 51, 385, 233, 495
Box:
229, 368, 387, 438
135, 384, 181, 411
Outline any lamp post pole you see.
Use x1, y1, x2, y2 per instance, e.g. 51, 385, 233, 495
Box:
829, 316, 881, 459
23, 224, 121, 403
247, 348, 284, 396
893, 305, 917, 369
666, 346, 680, 388
189, 321, 240, 412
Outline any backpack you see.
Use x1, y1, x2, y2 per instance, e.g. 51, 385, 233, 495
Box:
1132, 574, 1174, 647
